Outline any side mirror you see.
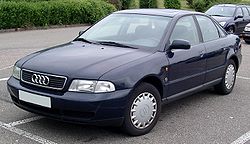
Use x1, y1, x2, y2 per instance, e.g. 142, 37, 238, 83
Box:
79, 30, 85, 36
169, 40, 191, 50
235, 15, 243, 20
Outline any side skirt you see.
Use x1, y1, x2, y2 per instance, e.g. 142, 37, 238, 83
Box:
162, 78, 222, 104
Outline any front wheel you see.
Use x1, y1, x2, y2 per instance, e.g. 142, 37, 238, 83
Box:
122, 83, 161, 136
227, 26, 235, 34
214, 60, 237, 95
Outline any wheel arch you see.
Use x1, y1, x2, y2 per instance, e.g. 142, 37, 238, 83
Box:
226, 23, 235, 29
134, 75, 164, 99
226, 23, 236, 33
229, 55, 239, 72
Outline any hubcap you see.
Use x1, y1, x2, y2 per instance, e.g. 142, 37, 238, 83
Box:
228, 27, 234, 34
130, 92, 157, 129
225, 64, 235, 90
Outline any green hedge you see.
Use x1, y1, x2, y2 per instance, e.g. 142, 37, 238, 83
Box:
140, 0, 158, 8
164, 0, 181, 9
0, 0, 116, 29
129, 0, 140, 9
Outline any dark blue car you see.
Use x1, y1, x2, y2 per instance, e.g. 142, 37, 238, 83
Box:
206, 4, 250, 35
7, 9, 242, 136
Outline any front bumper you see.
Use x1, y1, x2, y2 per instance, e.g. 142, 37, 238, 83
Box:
242, 31, 250, 40
7, 77, 132, 126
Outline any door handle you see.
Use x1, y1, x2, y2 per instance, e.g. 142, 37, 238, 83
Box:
200, 50, 205, 58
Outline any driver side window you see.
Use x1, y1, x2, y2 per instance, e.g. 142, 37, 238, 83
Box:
170, 16, 200, 46
235, 8, 243, 17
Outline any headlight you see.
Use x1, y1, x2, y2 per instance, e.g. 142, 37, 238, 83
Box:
219, 22, 226, 27
245, 26, 250, 32
12, 65, 21, 80
69, 80, 115, 93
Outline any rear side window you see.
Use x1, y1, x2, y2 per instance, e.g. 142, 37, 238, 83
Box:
170, 16, 200, 46
196, 15, 219, 42
242, 7, 249, 16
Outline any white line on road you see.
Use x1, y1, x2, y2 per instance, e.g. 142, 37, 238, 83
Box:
231, 131, 250, 144
0, 65, 13, 71
0, 77, 9, 82
6, 116, 44, 127
0, 120, 57, 144
237, 76, 250, 80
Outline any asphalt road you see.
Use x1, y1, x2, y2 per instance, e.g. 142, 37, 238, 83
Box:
0, 27, 250, 144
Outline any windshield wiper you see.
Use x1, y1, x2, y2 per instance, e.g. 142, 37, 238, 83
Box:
73, 38, 98, 44
96, 41, 137, 49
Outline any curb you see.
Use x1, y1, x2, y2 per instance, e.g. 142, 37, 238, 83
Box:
0, 24, 90, 33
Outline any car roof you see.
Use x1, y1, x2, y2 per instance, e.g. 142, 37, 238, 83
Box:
214, 4, 248, 8
114, 9, 204, 17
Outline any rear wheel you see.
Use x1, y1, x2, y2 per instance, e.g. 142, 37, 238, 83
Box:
214, 60, 237, 95
122, 83, 161, 136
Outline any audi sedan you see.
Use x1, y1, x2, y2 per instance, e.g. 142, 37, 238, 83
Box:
206, 4, 250, 35
7, 9, 242, 136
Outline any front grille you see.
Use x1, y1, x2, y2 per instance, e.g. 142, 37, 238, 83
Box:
21, 69, 67, 90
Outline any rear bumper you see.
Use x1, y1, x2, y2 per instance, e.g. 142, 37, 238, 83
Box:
7, 77, 132, 126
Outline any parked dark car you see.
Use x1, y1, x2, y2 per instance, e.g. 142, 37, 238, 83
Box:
7, 9, 242, 136
206, 4, 250, 35
242, 23, 250, 43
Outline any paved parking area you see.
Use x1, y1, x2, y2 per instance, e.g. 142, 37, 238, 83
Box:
0, 27, 250, 144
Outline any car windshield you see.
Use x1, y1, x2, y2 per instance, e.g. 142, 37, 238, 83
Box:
79, 14, 172, 49
206, 6, 236, 17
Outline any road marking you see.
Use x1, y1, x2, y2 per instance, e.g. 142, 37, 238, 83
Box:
237, 76, 250, 80
0, 77, 9, 82
0, 65, 13, 71
0, 120, 57, 144
231, 131, 250, 144
6, 116, 44, 127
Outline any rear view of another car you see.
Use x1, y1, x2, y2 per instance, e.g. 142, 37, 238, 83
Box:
206, 4, 250, 35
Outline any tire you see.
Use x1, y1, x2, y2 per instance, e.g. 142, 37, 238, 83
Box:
227, 26, 235, 34
244, 40, 250, 44
122, 82, 161, 136
214, 60, 237, 95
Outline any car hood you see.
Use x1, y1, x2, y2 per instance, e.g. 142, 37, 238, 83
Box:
211, 16, 232, 22
22, 41, 153, 79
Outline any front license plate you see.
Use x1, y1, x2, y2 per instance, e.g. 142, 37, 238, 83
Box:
19, 90, 51, 108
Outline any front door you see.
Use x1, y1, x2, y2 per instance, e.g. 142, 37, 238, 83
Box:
234, 7, 245, 34
242, 7, 250, 29
166, 16, 206, 97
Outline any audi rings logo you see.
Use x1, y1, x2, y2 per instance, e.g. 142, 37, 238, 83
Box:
31, 74, 50, 86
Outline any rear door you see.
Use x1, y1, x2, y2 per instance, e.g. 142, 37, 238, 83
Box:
166, 15, 206, 97
196, 15, 229, 83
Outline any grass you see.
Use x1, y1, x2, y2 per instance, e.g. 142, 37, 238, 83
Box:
157, 0, 165, 8
241, 0, 250, 4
